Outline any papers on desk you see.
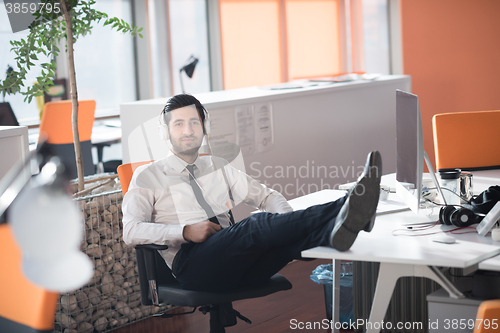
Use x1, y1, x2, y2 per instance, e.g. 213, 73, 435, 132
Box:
338, 182, 408, 215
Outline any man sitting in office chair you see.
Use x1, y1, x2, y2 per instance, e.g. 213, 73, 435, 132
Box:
122, 94, 382, 293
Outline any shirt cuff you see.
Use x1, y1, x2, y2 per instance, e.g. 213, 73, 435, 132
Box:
166, 224, 188, 247
263, 192, 293, 214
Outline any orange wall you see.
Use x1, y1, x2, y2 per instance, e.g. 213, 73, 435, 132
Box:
401, 0, 500, 169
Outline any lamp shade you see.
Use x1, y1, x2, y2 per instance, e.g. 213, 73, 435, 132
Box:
180, 56, 199, 78
9, 183, 93, 292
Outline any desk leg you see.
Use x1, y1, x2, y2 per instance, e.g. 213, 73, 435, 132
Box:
367, 263, 466, 333
331, 259, 340, 333
96, 145, 104, 174
419, 266, 465, 299
367, 262, 404, 333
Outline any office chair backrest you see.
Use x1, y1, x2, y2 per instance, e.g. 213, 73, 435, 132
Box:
0, 224, 59, 333
117, 161, 154, 195
39, 100, 95, 144
432, 110, 500, 170
39, 100, 96, 178
473, 299, 500, 332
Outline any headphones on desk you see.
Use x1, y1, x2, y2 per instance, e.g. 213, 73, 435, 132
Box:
158, 104, 211, 142
438, 205, 479, 227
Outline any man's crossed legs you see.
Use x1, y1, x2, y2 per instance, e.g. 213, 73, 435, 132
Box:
173, 151, 382, 292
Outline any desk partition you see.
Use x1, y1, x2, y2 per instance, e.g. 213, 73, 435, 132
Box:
0, 126, 29, 182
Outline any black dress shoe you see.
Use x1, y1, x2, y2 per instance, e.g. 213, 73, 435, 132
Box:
329, 151, 382, 251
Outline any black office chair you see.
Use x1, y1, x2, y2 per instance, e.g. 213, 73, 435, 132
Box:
135, 244, 292, 333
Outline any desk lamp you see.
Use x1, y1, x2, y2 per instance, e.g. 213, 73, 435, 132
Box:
0, 144, 93, 292
179, 55, 199, 93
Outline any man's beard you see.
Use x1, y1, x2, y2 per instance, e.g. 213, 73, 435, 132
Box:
172, 136, 202, 157
176, 146, 200, 157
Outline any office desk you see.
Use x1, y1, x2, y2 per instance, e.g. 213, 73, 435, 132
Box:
28, 122, 122, 158
293, 185, 500, 333
88, 123, 122, 166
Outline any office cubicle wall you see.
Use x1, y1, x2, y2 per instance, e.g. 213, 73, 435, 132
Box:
121, 75, 411, 218
0, 126, 29, 182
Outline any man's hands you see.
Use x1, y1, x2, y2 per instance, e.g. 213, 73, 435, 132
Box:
183, 221, 221, 243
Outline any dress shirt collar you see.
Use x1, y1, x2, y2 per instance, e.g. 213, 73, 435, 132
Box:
165, 149, 205, 175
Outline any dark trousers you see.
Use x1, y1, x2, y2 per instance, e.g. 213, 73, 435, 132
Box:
173, 196, 347, 292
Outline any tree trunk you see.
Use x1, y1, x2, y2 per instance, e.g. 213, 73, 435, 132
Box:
61, 0, 84, 192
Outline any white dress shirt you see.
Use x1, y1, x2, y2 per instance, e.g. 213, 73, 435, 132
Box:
122, 150, 293, 268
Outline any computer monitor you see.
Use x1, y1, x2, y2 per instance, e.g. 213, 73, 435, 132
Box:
0, 102, 19, 126
395, 90, 444, 214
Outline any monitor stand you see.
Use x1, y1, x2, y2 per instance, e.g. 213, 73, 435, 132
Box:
424, 150, 447, 206
396, 151, 446, 225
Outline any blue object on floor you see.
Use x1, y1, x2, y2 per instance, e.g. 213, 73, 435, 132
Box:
311, 263, 353, 324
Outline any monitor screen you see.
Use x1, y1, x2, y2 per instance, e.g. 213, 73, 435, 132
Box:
0, 102, 19, 126
395, 90, 424, 213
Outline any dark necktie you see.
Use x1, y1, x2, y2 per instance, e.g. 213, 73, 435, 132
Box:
186, 164, 220, 225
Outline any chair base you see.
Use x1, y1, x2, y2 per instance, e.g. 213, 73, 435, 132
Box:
160, 303, 251, 333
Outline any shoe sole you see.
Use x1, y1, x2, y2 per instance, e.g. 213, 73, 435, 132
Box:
330, 151, 382, 251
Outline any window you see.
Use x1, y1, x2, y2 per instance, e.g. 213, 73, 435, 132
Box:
71, 0, 136, 117
0, 0, 137, 122
217, 0, 391, 90
0, 1, 51, 125
145, 0, 211, 98
361, 0, 390, 74
169, 0, 211, 95
285, 0, 342, 80
219, 0, 283, 89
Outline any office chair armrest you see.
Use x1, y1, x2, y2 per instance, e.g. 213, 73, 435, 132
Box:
134, 244, 169, 306
134, 244, 168, 280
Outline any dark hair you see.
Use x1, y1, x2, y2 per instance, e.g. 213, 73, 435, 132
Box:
161, 94, 207, 132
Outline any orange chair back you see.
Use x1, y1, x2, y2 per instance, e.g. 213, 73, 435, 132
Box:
39, 100, 96, 144
117, 161, 153, 195
432, 110, 500, 170
473, 299, 500, 332
0, 224, 59, 332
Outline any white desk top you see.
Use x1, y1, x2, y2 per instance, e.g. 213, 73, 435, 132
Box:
478, 254, 500, 271
472, 169, 500, 194
293, 189, 500, 269
28, 123, 121, 151
90, 123, 122, 146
